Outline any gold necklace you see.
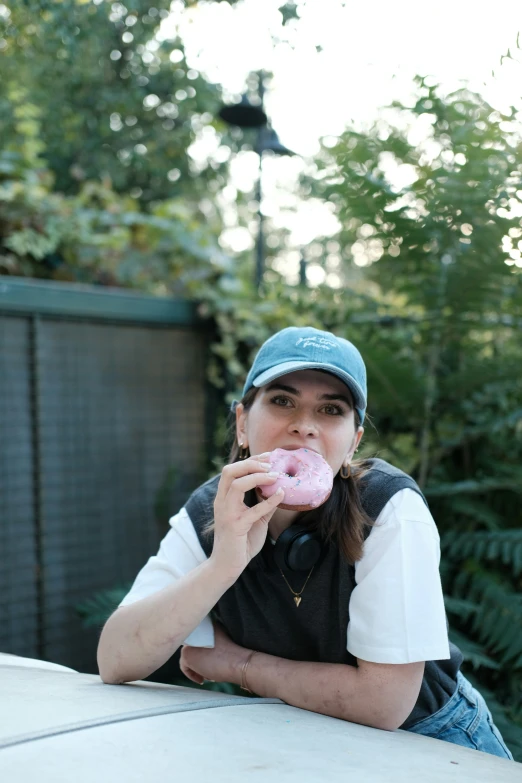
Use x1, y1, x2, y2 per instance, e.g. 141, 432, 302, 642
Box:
278, 566, 315, 607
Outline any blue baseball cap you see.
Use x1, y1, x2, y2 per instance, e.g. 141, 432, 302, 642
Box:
241, 326, 367, 422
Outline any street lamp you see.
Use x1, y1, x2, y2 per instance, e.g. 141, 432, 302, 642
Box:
219, 74, 295, 289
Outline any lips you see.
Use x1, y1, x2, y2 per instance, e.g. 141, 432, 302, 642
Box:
279, 444, 321, 456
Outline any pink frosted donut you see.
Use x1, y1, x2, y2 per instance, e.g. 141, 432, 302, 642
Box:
258, 448, 334, 511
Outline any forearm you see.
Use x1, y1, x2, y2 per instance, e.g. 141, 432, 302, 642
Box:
97, 559, 236, 685
241, 654, 404, 731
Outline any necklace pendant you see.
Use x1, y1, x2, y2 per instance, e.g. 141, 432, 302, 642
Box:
294, 596, 302, 607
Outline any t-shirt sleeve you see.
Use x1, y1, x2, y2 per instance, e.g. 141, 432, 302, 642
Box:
118, 507, 214, 647
347, 488, 450, 664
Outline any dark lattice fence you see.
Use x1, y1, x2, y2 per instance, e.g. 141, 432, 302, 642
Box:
0, 278, 210, 673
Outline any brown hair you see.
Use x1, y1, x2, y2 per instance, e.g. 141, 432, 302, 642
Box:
227, 386, 374, 564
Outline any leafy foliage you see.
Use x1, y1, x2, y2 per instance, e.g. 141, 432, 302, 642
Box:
0, 0, 244, 286
0, 144, 232, 288
443, 529, 522, 575
0, 0, 236, 204
76, 584, 134, 628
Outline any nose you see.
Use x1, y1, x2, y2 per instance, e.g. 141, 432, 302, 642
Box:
288, 411, 318, 439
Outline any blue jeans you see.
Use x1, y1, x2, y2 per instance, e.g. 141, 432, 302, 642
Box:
406, 672, 514, 760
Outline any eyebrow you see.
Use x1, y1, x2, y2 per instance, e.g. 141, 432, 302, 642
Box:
265, 382, 353, 408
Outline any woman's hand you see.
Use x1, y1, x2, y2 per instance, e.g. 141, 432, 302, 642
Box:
180, 623, 251, 687
210, 454, 283, 578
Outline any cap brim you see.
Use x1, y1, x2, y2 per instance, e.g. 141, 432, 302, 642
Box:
253, 361, 366, 411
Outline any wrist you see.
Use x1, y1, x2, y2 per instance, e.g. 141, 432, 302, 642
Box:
208, 551, 244, 585
239, 649, 258, 693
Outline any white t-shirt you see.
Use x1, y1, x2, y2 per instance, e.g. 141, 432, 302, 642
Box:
119, 488, 450, 664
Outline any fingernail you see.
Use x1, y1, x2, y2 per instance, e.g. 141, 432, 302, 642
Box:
267, 471, 279, 477
259, 462, 272, 469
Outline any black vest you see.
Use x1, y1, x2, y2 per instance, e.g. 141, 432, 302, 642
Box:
185, 458, 462, 729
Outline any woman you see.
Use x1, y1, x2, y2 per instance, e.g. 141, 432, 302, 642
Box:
97, 326, 513, 759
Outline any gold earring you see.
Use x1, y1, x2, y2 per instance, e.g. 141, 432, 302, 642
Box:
238, 441, 249, 460
340, 463, 351, 479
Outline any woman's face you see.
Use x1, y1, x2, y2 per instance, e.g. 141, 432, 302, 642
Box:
236, 369, 364, 475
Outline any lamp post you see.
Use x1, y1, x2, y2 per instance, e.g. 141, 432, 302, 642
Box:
219, 73, 294, 289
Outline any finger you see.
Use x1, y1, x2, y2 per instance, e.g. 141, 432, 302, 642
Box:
186, 668, 205, 685
241, 488, 284, 526
220, 456, 273, 485
248, 501, 281, 539
215, 460, 275, 503
224, 472, 280, 501
180, 659, 205, 685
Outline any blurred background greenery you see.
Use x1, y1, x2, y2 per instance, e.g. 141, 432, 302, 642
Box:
2, 0, 522, 759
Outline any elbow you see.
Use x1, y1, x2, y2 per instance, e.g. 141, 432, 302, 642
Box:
373, 716, 402, 732
97, 634, 125, 685
98, 665, 124, 685
100, 675, 120, 685
98, 655, 136, 685
100, 676, 125, 686
351, 712, 400, 732
360, 700, 413, 732
334, 700, 403, 731
97, 641, 134, 684
375, 693, 420, 732
97, 643, 147, 685
341, 698, 409, 732
353, 660, 424, 732
97, 654, 123, 685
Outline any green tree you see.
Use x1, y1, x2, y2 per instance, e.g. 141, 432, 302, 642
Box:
0, 0, 244, 285
0, 0, 238, 204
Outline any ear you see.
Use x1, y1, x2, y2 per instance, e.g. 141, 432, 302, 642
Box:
344, 426, 364, 464
236, 402, 248, 447
354, 426, 364, 452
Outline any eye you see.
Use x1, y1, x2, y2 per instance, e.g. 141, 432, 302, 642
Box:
321, 403, 344, 416
270, 395, 293, 407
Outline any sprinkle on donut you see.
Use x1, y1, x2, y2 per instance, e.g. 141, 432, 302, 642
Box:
258, 448, 334, 511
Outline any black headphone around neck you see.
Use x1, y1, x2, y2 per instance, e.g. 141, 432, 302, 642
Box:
272, 524, 323, 573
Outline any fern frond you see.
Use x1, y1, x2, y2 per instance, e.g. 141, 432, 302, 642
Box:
458, 568, 522, 665
444, 595, 479, 622
426, 478, 522, 497
443, 496, 503, 530
442, 530, 522, 576
449, 629, 500, 671
76, 584, 133, 627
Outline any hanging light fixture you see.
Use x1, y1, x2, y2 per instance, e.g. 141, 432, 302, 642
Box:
218, 74, 297, 289
218, 95, 267, 129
